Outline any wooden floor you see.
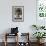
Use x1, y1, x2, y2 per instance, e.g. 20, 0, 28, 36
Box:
0, 42, 46, 46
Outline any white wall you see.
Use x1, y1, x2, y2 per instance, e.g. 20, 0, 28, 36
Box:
0, 0, 37, 42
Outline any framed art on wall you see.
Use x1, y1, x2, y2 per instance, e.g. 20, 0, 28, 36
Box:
36, 0, 46, 26
37, 0, 46, 18
12, 6, 24, 22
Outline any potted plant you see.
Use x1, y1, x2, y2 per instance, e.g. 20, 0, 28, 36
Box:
33, 32, 46, 43
40, 26, 45, 29
32, 24, 39, 30
32, 24, 45, 30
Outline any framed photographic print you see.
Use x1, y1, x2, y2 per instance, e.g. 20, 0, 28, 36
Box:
12, 6, 24, 22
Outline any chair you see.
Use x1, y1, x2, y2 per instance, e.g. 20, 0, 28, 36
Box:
4, 33, 18, 46
18, 33, 30, 46
4, 27, 19, 46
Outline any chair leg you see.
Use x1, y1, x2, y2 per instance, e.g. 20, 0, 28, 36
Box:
4, 41, 7, 46
4, 33, 7, 46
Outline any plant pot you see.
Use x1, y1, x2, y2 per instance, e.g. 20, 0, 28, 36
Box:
37, 39, 45, 44
37, 39, 40, 43
40, 38, 45, 43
